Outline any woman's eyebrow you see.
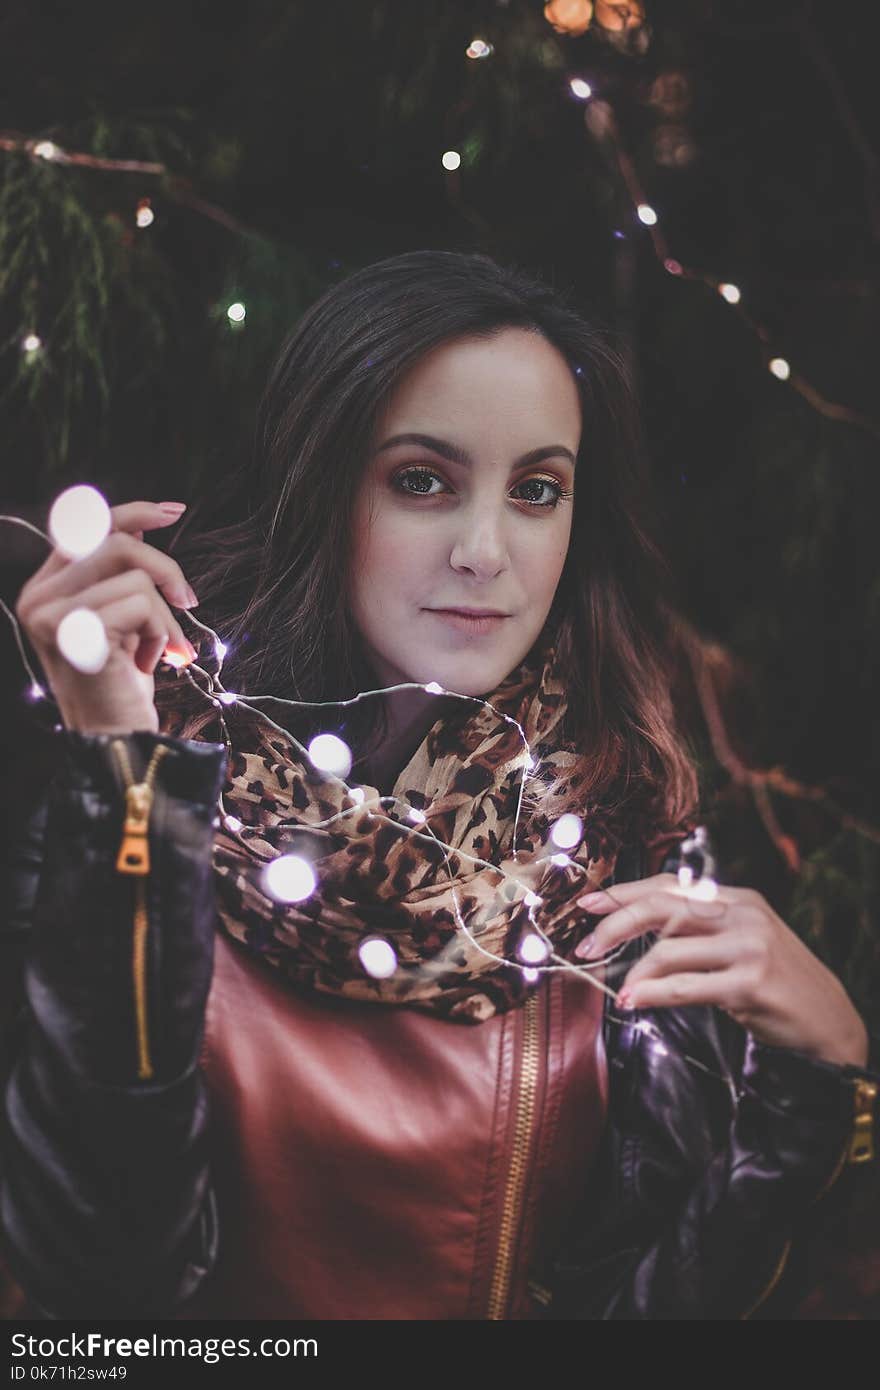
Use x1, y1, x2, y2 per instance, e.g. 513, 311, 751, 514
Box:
374, 432, 576, 469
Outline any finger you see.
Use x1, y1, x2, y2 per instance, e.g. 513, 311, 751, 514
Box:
109, 500, 187, 535
23, 531, 197, 616
577, 873, 681, 912
36, 571, 197, 668
618, 967, 752, 1012
22, 501, 188, 592
575, 890, 726, 960
621, 934, 737, 994
96, 592, 195, 675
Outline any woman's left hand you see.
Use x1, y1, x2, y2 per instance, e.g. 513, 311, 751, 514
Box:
574, 874, 869, 1069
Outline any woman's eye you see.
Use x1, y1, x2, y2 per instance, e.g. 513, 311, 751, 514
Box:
392, 467, 567, 509
393, 468, 446, 497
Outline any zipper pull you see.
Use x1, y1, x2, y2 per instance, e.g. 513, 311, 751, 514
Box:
848, 1079, 877, 1164
116, 780, 154, 875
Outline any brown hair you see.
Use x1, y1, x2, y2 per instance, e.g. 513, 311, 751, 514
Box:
156, 249, 699, 843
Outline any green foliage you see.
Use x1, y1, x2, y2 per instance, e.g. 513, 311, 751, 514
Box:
0, 119, 183, 474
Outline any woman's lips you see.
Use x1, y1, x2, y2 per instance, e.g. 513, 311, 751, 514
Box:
426, 609, 510, 635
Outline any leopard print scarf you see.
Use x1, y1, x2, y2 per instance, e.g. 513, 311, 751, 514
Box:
211, 623, 624, 1022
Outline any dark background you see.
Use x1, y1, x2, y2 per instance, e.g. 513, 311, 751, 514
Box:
1, 4, 878, 1038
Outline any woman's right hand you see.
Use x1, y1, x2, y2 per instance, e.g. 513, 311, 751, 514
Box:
15, 500, 200, 736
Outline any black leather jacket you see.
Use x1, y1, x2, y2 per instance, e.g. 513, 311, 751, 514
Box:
1, 730, 879, 1320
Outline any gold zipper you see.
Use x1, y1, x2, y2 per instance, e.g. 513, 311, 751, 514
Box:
110, 739, 170, 1082
486, 990, 540, 1319
741, 1074, 877, 1318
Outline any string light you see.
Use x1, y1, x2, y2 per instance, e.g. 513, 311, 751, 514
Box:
226, 302, 246, 324
636, 202, 658, 226
27, 681, 46, 701
718, 282, 741, 305
136, 198, 154, 228
769, 357, 791, 380
32, 141, 60, 161
518, 932, 551, 965
47, 484, 111, 561
441, 151, 462, 171
358, 936, 399, 979
550, 852, 571, 867
569, 77, 592, 100
263, 853, 317, 903
21, 334, 42, 354
466, 38, 493, 59
550, 812, 582, 849
55, 607, 109, 675
408, 806, 427, 824
308, 732, 353, 779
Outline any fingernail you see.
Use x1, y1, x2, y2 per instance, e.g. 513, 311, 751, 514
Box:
576, 935, 599, 960
616, 990, 635, 1011
159, 501, 187, 513
579, 891, 609, 909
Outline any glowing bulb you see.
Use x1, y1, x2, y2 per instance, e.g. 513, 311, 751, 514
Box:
677, 864, 694, 889
163, 646, 193, 670
441, 150, 461, 171
654, 1041, 669, 1058
522, 967, 540, 985
636, 203, 658, 226
424, 681, 444, 694
218, 691, 237, 704
227, 302, 246, 323
33, 141, 60, 161
466, 38, 493, 59
551, 852, 571, 868
769, 357, 790, 380
56, 607, 109, 675
523, 891, 542, 908
358, 936, 398, 979
308, 733, 353, 780
719, 282, 741, 304
569, 77, 592, 99
550, 813, 582, 849
349, 787, 366, 805
264, 854, 316, 903
223, 815, 243, 833
21, 333, 42, 353
408, 807, 427, 824
136, 201, 154, 228
664, 258, 683, 276
27, 681, 46, 701
519, 932, 550, 965
215, 640, 228, 660
48, 484, 112, 561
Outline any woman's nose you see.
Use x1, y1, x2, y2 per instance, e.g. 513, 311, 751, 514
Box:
448, 509, 510, 580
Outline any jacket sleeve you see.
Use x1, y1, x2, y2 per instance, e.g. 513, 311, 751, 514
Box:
0, 729, 227, 1319
545, 979, 880, 1320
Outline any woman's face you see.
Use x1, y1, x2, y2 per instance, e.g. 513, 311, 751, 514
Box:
349, 327, 581, 698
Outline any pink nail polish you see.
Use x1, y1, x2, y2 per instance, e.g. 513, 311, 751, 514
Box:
616, 990, 633, 1010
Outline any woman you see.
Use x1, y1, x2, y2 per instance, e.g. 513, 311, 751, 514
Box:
3, 250, 879, 1320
